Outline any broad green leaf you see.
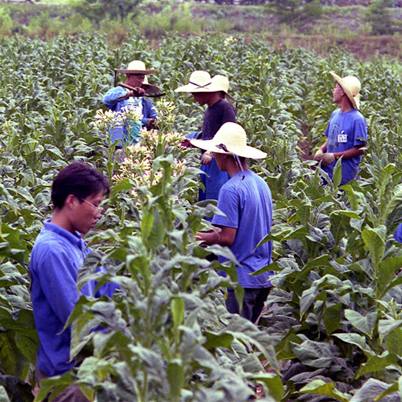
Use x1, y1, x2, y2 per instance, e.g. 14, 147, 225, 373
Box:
344, 309, 378, 338
356, 352, 398, 378
299, 379, 350, 402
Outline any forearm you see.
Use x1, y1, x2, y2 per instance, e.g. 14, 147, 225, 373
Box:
320, 141, 328, 153
334, 146, 365, 160
196, 226, 236, 247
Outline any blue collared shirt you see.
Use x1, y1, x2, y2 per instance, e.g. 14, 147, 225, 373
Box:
30, 220, 118, 377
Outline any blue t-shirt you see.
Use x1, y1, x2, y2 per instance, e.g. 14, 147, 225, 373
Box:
212, 170, 273, 289
30, 220, 119, 377
322, 108, 367, 186
102, 86, 157, 146
395, 224, 402, 243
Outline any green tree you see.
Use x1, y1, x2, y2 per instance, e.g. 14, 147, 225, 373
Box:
364, 0, 395, 35
74, 0, 144, 21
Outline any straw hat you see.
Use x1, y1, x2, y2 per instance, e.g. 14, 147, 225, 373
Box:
330, 72, 361, 110
190, 122, 267, 159
211, 75, 235, 101
116, 60, 157, 75
175, 71, 221, 93
141, 75, 160, 94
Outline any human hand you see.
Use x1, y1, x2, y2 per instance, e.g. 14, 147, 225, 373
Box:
201, 151, 213, 165
313, 149, 324, 162
321, 153, 335, 166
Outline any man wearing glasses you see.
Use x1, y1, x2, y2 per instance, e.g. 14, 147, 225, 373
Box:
30, 162, 119, 401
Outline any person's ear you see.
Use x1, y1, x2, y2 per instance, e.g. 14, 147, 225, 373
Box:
65, 194, 77, 210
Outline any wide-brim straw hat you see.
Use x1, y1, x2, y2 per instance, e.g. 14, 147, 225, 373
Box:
175, 71, 221, 93
190, 122, 267, 159
141, 76, 160, 94
211, 75, 235, 101
330, 71, 361, 110
116, 60, 157, 75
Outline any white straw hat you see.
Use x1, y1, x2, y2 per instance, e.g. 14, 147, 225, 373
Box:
175, 71, 221, 93
116, 60, 157, 75
211, 75, 235, 101
330, 71, 361, 110
190, 122, 267, 159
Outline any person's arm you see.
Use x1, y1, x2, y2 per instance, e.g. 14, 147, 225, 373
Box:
197, 226, 237, 247
321, 145, 365, 166
103, 87, 128, 109
35, 246, 80, 325
141, 99, 158, 128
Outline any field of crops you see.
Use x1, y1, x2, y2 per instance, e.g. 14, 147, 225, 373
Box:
2, 32, 402, 401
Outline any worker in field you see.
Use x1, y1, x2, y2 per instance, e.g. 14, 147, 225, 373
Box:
30, 162, 119, 402
176, 71, 237, 202
313, 72, 367, 186
193, 122, 273, 323
103, 60, 159, 148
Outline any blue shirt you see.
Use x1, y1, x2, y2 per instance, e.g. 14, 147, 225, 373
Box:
30, 220, 118, 377
322, 109, 367, 186
102, 87, 157, 146
212, 170, 273, 289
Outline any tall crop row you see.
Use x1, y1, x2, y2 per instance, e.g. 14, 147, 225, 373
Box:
2, 32, 402, 401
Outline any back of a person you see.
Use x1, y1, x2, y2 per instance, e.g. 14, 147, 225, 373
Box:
218, 170, 273, 287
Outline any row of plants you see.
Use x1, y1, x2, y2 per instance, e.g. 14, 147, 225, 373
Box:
2, 32, 402, 400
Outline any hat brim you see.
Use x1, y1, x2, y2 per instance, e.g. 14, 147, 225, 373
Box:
115, 68, 157, 75
190, 138, 267, 159
330, 71, 360, 110
175, 83, 221, 93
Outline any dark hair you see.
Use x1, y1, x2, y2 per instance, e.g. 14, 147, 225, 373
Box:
51, 162, 110, 209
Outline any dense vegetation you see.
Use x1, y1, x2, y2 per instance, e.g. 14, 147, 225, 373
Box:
2, 0, 402, 60
3, 32, 402, 401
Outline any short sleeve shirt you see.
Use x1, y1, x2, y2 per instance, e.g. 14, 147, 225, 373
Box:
202, 99, 237, 140
321, 108, 367, 185
212, 170, 273, 289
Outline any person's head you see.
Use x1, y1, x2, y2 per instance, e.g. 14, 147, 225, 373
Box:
51, 162, 110, 234
175, 70, 222, 104
115, 60, 157, 89
190, 122, 266, 170
52, 162, 110, 209
211, 75, 235, 102
191, 91, 220, 107
330, 72, 361, 110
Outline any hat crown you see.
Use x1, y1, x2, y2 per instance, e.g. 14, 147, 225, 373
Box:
189, 71, 212, 87
214, 122, 247, 148
126, 60, 147, 71
341, 76, 361, 96
212, 75, 230, 92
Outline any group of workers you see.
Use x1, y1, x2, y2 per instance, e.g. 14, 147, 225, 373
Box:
29, 59, 368, 401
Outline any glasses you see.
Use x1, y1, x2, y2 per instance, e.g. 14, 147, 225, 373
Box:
81, 198, 105, 214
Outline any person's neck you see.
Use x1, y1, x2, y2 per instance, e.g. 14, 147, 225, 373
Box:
207, 93, 222, 108
226, 158, 249, 178
51, 209, 74, 233
338, 98, 354, 113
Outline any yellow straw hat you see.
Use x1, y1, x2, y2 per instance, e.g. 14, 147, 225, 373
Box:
211, 75, 235, 101
175, 71, 221, 93
190, 122, 267, 159
116, 60, 157, 75
330, 71, 361, 110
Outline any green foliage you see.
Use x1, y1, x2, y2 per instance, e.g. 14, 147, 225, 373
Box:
3, 32, 402, 401
364, 0, 396, 35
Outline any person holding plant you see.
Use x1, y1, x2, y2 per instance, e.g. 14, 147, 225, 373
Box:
103, 60, 159, 147
30, 162, 119, 402
192, 122, 273, 323
313, 72, 367, 186
176, 71, 237, 201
